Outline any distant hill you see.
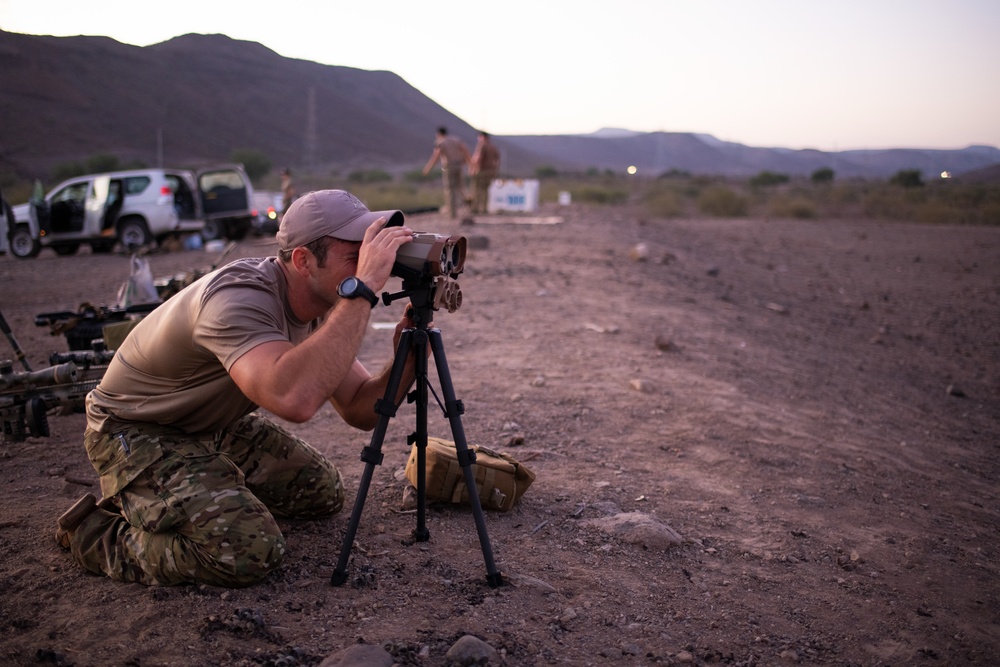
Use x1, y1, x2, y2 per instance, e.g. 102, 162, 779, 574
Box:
952, 162, 1000, 184
2, 30, 998, 182
500, 132, 1000, 179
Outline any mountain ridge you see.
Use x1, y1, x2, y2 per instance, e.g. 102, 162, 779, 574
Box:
1, 30, 998, 182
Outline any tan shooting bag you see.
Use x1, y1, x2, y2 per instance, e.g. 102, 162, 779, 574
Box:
405, 437, 535, 511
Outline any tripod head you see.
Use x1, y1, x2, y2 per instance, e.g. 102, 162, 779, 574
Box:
381, 274, 461, 328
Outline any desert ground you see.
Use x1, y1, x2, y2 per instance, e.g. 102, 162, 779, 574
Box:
1, 201, 998, 666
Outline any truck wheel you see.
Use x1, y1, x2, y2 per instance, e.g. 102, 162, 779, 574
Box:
118, 218, 152, 249
10, 224, 41, 259
200, 219, 224, 242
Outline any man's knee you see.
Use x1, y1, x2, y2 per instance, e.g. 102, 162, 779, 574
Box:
197, 510, 287, 587
276, 463, 344, 519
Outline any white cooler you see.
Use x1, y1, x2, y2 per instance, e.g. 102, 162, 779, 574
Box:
487, 179, 540, 213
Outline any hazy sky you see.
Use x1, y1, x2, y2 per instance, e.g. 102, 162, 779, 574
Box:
2, 0, 998, 151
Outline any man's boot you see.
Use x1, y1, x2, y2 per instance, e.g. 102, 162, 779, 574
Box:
55, 493, 98, 549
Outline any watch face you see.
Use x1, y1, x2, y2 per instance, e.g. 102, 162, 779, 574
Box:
338, 276, 377, 307
339, 277, 358, 296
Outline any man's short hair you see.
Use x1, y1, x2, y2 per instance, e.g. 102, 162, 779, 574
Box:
278, 235, 334, 265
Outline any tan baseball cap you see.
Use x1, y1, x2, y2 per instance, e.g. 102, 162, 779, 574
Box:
276, 189, 403, 250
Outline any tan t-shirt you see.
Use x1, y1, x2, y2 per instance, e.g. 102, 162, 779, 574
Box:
86, 257, 314, 434
438, 136, 468, 169
474, 141, 500, 174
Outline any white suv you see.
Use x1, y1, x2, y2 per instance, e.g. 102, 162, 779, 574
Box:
4, 164, 255, 259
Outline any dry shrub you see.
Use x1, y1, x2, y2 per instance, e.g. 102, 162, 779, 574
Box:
643, 187, 685, 218
861, 189, 917, 220
769, 195, 817, 219
575, 186, 629, 205
349, 182, 441, 212
697, 186, 748, 217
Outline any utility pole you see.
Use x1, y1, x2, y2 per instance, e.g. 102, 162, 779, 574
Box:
304, 87, 317, 171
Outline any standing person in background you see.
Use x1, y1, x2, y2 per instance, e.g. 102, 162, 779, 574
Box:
422, 127, 471, 219
280, 168, 297, 214
469, 131, 501, 215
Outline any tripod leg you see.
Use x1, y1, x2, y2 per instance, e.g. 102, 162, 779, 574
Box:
428, 329, 504, 588
411, 330, 431, 542
331, 329, 414, 586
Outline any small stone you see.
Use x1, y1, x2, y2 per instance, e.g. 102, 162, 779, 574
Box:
400, 484, 417, 511
630, 378, 654, 393
654, 335, 676, 351
445, 634, 499, 665
766, 302, 788, 315
531, 376, 546, 387
319, 644, 394, 667
630, 243, 650, 261
582, 512, 683, 550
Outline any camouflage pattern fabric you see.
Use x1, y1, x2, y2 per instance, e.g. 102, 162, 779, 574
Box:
69, 413, 344, 587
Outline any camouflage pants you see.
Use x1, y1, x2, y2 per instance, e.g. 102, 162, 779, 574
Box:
72, 413, 344, 587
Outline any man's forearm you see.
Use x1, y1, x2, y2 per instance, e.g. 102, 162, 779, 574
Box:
340, 353, 417, 431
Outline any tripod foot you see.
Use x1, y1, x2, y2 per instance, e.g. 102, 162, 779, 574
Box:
413, 527, 430, 542
330, 569, 348, 587
486, 572, 504, 589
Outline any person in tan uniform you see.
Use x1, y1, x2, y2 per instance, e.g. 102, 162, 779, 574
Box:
422, 126, 471, 219
280, 168, 296, 214
56, 190, 419, 587
469, 131, 501, 214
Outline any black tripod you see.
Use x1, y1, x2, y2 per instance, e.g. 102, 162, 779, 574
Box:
330, 277, 503, 588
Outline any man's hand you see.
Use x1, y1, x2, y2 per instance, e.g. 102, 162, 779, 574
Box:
355, 217, 413, 291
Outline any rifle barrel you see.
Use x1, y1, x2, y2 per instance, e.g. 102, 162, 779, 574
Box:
0, 362, 78, 391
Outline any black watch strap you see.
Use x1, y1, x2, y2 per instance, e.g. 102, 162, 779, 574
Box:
355, 281, 378, 308
340, 277, 378, 308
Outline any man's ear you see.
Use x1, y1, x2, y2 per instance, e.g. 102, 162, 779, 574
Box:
289, 246, 313, 276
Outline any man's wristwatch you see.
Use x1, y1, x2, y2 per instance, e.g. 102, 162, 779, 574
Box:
337, 276, 378, 308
